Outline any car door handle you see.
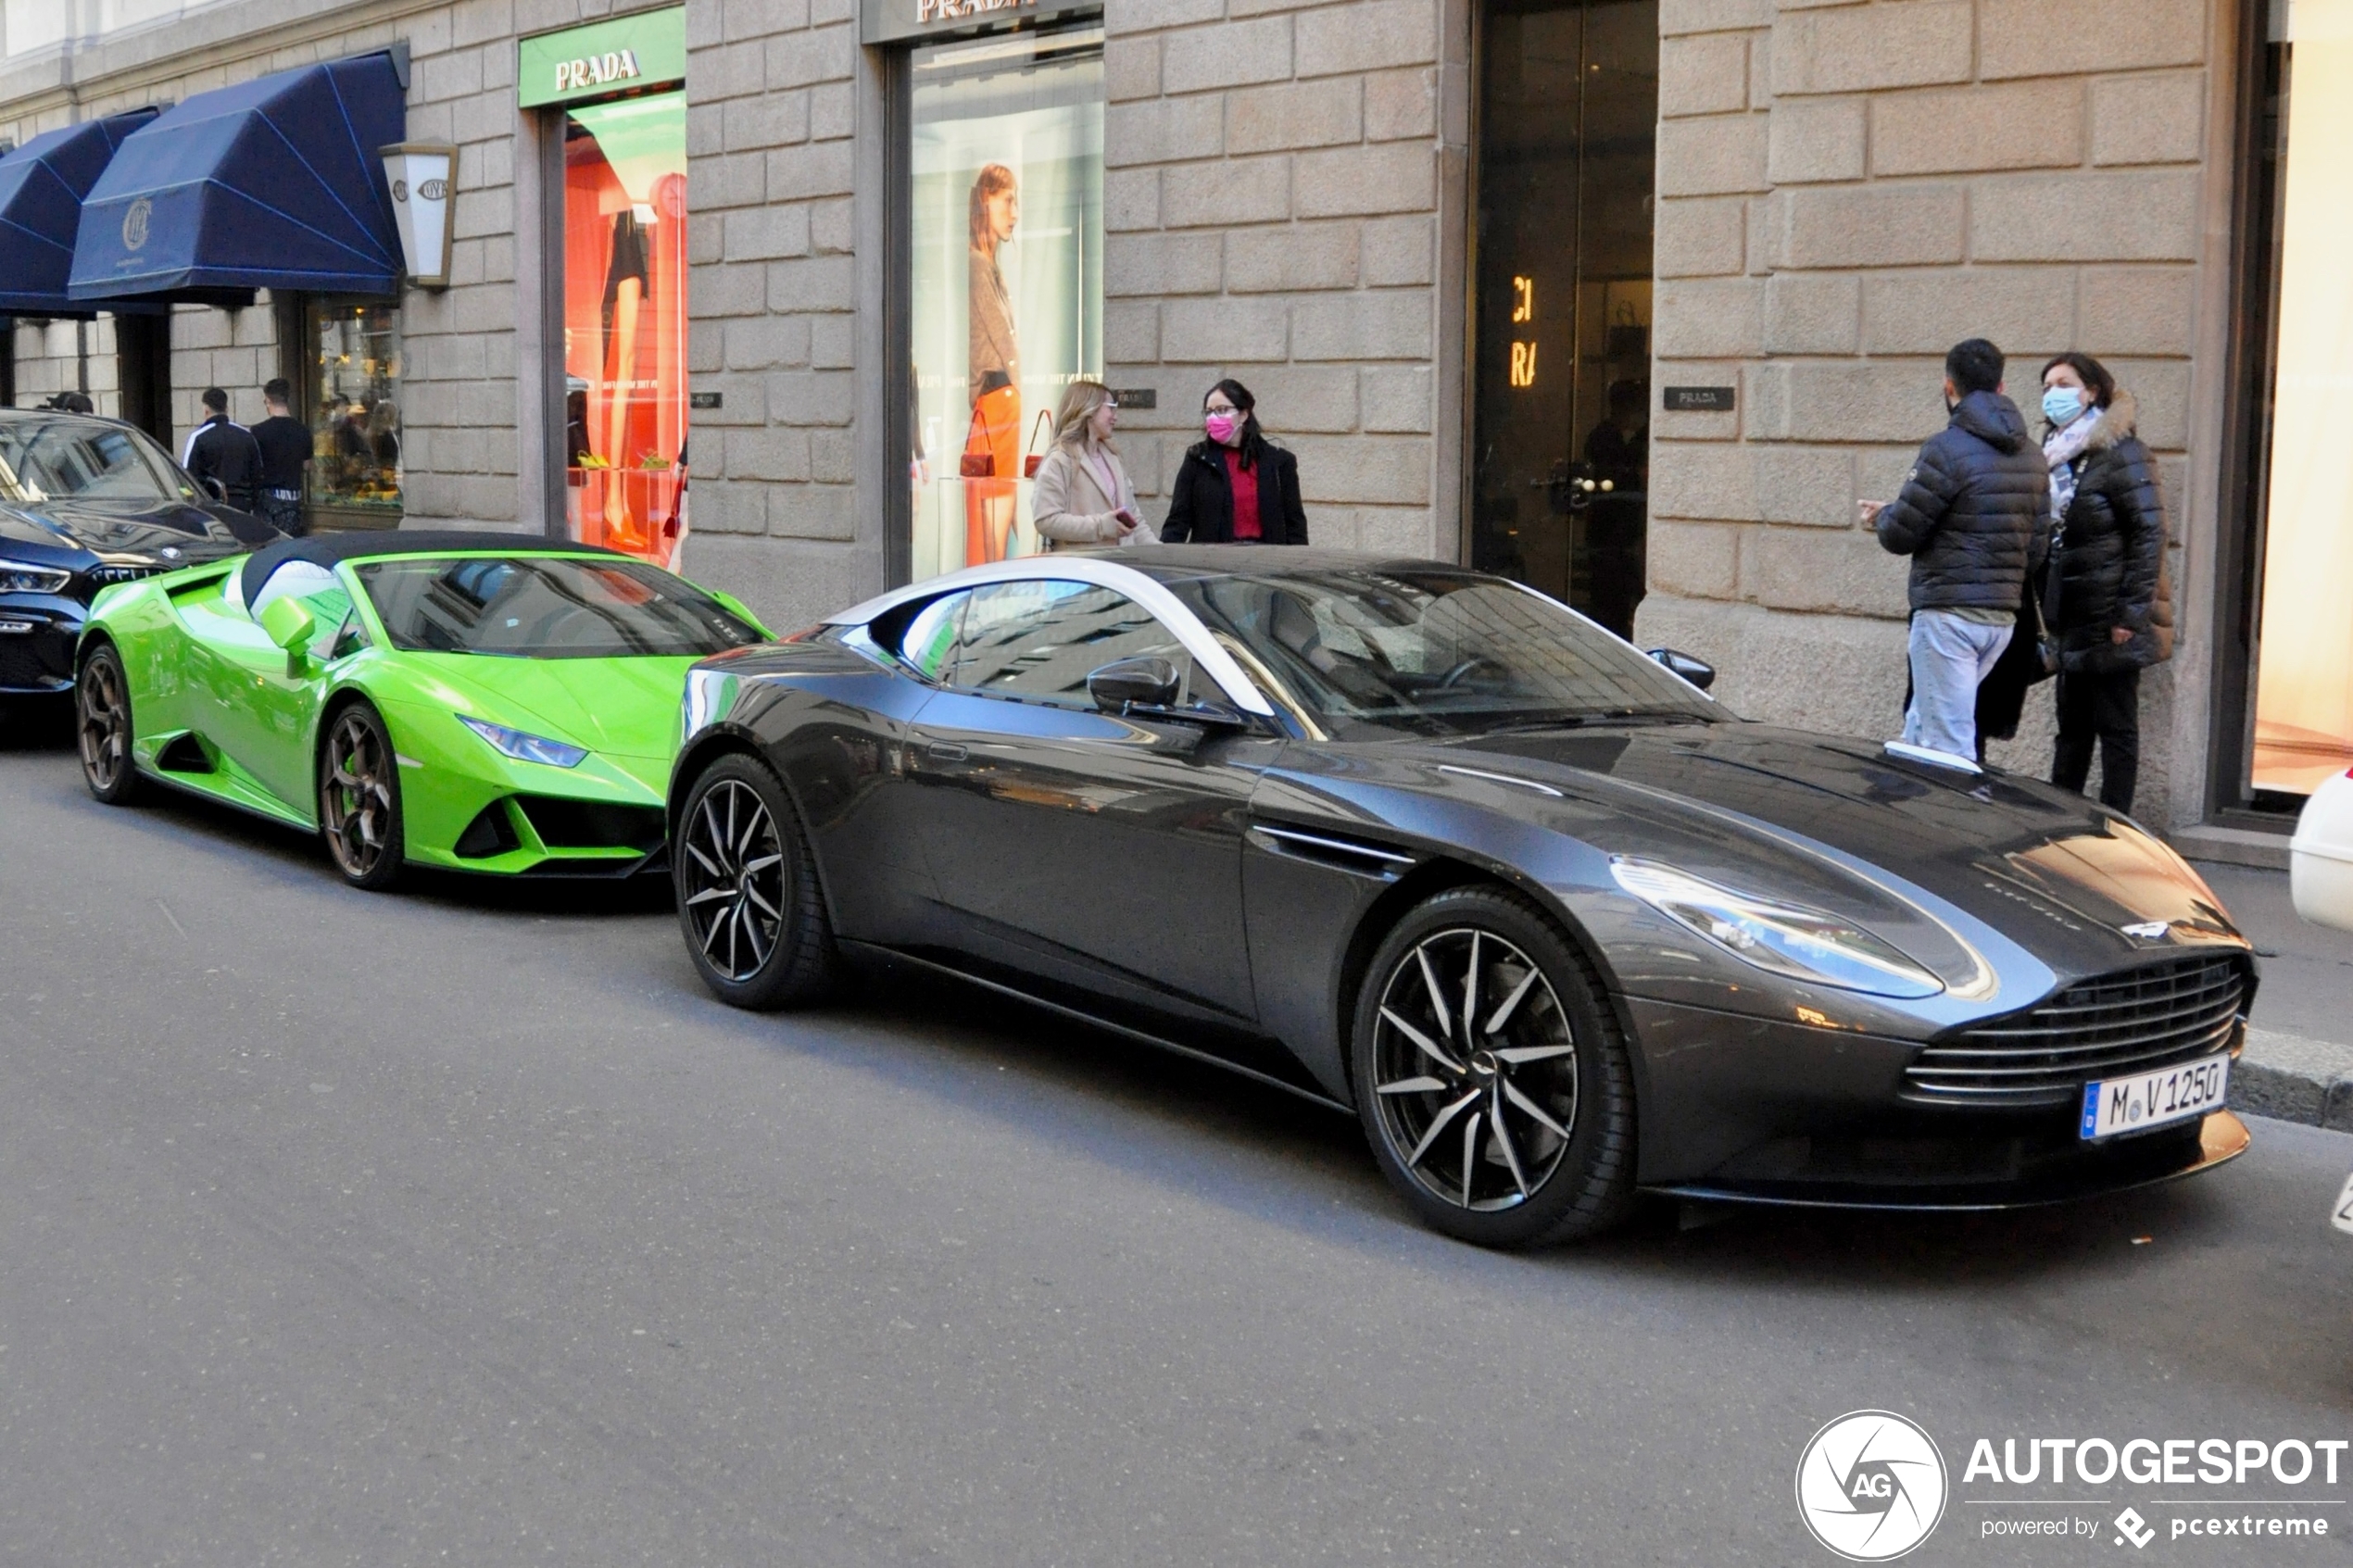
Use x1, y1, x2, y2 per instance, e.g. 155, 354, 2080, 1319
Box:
927, 741, 969, 762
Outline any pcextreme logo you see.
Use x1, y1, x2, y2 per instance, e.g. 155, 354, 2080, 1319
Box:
1796, 1410, 1950, 1562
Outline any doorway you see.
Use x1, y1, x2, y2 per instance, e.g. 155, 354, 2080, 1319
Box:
115, 312, 172, 448
1467, 0, 1657, 638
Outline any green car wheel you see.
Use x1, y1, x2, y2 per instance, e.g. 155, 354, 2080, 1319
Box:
320, 701, 404, 890
675, 754, 837, 1010
76, 645, 140, 806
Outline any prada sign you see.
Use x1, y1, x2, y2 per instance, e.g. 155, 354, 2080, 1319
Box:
862, 0, 1095, 44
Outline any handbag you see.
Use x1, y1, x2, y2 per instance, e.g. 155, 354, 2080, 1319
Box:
1024, 412, 1053, 479
958, 400, 995, 480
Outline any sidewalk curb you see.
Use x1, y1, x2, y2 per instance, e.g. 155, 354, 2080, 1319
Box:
2233, 1028, 2353, 1132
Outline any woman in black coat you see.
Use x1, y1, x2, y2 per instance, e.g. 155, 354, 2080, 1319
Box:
2037, 351, 2172, 814
1160, 379, 1309, 546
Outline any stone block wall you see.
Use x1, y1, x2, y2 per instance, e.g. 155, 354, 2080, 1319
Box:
1640, 0, 2220, 828
1099, 0, 1467, 555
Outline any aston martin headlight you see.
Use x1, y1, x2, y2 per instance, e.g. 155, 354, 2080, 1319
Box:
0, 558, 72, 595
1611, 858, 1944, 998
459, 715, 588, 769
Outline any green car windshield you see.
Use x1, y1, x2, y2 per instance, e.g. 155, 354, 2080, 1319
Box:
354, 555, 763, 659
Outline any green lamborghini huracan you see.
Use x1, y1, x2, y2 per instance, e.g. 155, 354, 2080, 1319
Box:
73, 532, 768, 888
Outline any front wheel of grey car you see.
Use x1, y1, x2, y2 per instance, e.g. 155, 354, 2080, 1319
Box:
1352, 886, 1636, 1248
675, 753, 837, 1010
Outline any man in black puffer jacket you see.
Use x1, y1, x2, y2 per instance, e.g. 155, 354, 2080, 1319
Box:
1868, 338, 2052, 761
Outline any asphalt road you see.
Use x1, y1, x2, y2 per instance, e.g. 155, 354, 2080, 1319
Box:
4, 716, 2351, 1567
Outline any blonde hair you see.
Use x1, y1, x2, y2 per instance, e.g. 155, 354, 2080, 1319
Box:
1051, 379, 1116, 454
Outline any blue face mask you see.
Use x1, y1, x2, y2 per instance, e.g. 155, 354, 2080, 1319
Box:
2043, 385, 2085, 426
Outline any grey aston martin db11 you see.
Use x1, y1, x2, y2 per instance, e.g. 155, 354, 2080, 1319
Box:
667, 547, 2253, 1248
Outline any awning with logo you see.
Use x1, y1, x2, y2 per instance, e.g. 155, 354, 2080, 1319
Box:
0, 108, 162, 316
68, 51, 407, 304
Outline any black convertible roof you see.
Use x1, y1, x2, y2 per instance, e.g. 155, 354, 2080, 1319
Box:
239, 530, 623, 605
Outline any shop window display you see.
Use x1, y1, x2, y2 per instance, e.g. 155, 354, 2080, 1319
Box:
307, 301, 402, 519
908, 27, 1103, 579
563, 89, 688, 568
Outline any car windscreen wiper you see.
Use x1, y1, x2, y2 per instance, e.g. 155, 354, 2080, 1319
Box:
1473, 709, 1702, 736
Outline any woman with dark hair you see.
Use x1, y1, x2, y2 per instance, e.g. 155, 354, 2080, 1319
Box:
1160, 379, 1308, 546
2036, 349, 2172, 813
963, 163, 1022, 564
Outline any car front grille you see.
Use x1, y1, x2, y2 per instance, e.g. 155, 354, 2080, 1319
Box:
1903, 953, 2250, 1109
83, 564, 169, 588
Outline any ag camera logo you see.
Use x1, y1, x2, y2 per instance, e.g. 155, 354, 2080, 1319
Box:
1796, 1411, 1948, 1561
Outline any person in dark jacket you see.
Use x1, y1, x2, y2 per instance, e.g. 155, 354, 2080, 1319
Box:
181, 386, 264, 513
1160, 379, 1308, 546
1865, 338, 2051, 761
2038, 351, 2172, 813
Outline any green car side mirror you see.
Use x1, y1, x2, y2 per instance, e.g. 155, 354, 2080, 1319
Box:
258, 596, 317, 653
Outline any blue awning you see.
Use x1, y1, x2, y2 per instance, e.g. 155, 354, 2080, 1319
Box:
0, 108, 160, 315
69, 52, 405, 302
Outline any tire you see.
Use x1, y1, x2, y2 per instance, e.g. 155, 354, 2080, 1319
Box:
318, 700, 404, 891
1351, 885, 1636, 1248
76, 645, 141, 805
674, 752, 837, 1010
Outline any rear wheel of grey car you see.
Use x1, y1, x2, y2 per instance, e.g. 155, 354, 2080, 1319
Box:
1352, 886, 1635, 1248
76, 646, 140, 805
675, 753, 837, 1010
319, 701, 404, 891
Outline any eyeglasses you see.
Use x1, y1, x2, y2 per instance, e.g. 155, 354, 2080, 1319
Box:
1204, 403, 1239, 416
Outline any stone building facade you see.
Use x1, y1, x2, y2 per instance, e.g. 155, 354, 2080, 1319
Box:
0, 0, 2333, 854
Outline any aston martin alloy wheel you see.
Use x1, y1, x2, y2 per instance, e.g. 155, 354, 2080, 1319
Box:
76, 646, 140, 805
1353, 887, 1635, 1248
675, 753, 837, 1010
319, 702, 404, 890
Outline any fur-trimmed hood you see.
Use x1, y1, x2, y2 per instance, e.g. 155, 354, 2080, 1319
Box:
2082, 387, 2138, 451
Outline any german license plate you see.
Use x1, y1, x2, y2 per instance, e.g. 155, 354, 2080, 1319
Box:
2080, 1056, 2229, 1141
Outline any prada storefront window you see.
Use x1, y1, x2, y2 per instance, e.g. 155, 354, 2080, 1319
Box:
562, 89, 688, 568
907, 25, 1104, 579
2236, 0, 2353, 802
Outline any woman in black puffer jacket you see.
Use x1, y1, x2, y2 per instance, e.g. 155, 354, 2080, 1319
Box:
2037, 352, 2173, 813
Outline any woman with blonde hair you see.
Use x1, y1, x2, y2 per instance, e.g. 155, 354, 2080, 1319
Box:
1030, 380, 1141, 550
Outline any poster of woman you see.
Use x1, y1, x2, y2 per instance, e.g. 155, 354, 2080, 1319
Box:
963, 163, 1022, 564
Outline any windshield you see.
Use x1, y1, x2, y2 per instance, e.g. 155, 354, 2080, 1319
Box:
355, 555, 765, 659
1165, 567, 1720, 736
0, 417, 197, 505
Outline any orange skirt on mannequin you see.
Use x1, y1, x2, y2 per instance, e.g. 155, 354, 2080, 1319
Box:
963, 383, 1021, 565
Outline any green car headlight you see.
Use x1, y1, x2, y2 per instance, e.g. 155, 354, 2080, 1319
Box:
0, 558, 73, 595
459, 715, 588, 769
1611, 858, 1944, 999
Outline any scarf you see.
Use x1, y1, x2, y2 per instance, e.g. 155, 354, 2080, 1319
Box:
2043, 407, 2103, 524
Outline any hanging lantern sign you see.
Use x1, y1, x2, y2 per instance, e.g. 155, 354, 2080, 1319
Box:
379, 142, 458, 288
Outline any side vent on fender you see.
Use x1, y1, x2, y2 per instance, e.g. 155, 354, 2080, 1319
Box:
157, 734, 214, 773
1246, 823, 1418, 882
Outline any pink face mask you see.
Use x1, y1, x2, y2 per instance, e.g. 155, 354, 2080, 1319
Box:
1204, 412, 1239, 444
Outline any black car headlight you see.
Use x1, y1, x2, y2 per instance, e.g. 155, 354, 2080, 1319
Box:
0, 558, 72, 595
1611, 858, 1944, 999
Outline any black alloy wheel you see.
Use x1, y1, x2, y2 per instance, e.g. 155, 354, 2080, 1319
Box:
675, 753, 837, 1010
1353, 886, 1635, 1248
319, 702, 404, 890
76, 646, 140, 805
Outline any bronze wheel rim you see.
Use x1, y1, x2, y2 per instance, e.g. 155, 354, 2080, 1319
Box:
77, 657, 130, 791
321, 711, 395, 878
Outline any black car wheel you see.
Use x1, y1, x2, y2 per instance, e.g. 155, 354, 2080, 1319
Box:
675, 753, 837, 1010
1353, 886, 1635, 1248
76, 646, 140, 805
319, 702, 404, 890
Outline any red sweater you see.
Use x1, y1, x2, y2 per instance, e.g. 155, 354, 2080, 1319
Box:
1222, 448, 1262, 540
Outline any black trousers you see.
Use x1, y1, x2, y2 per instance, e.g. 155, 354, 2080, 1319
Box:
2053, 666, 2141, 812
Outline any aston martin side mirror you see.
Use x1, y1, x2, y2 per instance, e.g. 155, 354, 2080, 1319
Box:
1645, 646, 1715, 691
1088, 656, 1181, 713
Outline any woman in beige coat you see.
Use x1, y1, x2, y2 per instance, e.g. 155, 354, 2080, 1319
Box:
1031, 380, 1142, 550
